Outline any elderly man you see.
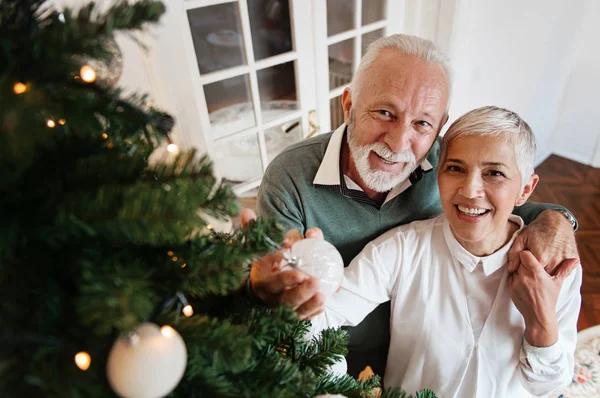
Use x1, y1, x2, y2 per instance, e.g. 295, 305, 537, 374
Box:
248, 34, 578, 377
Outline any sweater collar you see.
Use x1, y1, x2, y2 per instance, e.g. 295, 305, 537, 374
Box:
442, 214, 524, 276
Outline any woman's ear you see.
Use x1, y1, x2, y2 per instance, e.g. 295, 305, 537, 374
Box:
515, 174, 539, 206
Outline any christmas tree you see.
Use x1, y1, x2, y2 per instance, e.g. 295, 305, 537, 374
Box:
0, 1, 435, 397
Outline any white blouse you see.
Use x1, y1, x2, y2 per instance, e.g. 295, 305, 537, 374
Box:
310, 215, 582, 398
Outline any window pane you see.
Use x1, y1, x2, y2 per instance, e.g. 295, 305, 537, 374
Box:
264, 118, 303, 163
327, 0, 355, 36
247, 0, 293, 60
213, 132, 262, 184
362, 28, 384, 56
187, 3, 246, 75
362, 0, 386, 26
329, 38, 354, 90
205, 74, 256, 138
330, 95, 345, 130
257, 61, 298, 123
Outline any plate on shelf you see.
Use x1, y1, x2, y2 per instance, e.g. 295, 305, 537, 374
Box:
210, 101, 301, 183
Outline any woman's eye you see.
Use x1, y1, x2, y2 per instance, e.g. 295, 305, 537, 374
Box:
487, 170, 505, 177
446, 165, 462, 172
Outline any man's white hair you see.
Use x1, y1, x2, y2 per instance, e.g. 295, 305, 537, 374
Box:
438, 106, 537, 191
350, 34, 453, 109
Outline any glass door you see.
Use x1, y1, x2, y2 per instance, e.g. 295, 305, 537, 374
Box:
312, 0, 404, 134
179, 0, 317, 195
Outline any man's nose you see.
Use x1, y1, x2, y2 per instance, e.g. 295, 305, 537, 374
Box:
459, 172, 485, 199
383, 120, 412, 153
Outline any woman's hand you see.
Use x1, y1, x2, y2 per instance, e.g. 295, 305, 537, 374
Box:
508, 250, 578, 347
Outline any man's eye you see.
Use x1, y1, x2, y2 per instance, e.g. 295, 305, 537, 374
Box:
378, 110, 392, 118
416, 120, 431, 128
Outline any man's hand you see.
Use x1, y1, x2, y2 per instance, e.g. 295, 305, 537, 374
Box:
508, 209, 579, 276
242, 209, 327, 320
508, 251, 578, 347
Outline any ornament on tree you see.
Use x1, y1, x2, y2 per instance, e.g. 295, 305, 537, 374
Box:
282, 238, 344, 298
74, 36, 123, 87
106, 322, 187, 398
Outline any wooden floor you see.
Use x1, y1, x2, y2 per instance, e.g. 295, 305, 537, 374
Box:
239, 155, 600, 331
530, 155, 600, 331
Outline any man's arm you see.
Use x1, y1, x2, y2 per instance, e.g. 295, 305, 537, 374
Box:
510, 202, 579, 275
513, 202, 577, 230
256, 172, 305, 233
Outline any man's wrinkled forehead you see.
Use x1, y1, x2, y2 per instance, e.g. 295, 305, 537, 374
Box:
360, 52, 449, 113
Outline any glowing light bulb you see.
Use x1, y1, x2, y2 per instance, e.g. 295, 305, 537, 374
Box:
167, 251, 174, 256
172, 256, 178, 262
160, 325, 174, 338
101, 133, 108, 139
58, 119, 66, 125
182, 305, 194, 317
47, 119, 56, 128
80, 65, 96, 83
13, 82, 27, 94
167, 144, 178, 153
74, 351, 91, 371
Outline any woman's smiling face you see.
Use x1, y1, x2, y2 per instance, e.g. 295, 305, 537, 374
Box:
437, 134, 538, 256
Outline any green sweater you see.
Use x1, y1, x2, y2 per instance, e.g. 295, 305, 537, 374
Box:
257, 131, 569, 377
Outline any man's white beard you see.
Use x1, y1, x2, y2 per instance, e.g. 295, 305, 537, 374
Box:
347, 125, 417, 193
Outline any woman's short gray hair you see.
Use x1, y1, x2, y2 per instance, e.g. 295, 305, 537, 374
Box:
350, 34, 453, 107
438, 106, 537, 190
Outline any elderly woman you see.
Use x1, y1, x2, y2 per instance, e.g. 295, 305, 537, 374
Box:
309, 106, 582, 397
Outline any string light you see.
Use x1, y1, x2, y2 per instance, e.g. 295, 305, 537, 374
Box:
101, 133, 108, 139
182, 305, 194, 317
160, 325, 174, 338
105, 141, 114, 149
46, 119, 56, 128
167, 251, 174, 256
171, 256, 178, 262
146, 101, 153, 108
58, 119, 66, 125
167, 144, 178, 154
80, 65, 97, 83
206, 224, 213, 230
180, 263, 187, 269
74, 351, 91, 371
13, 82, 27, 95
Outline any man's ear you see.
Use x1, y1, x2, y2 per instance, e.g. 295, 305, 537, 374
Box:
515, 174, 539, 206
440, 113, 449, 130
341, 88, 352, 124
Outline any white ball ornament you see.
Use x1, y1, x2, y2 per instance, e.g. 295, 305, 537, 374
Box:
106, 323, 187, 398
282, 238, 344, 298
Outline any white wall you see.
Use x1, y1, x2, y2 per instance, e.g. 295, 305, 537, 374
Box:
406, 0, 599, 167
446, 0, 586, 165
550, 0, 600, 166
